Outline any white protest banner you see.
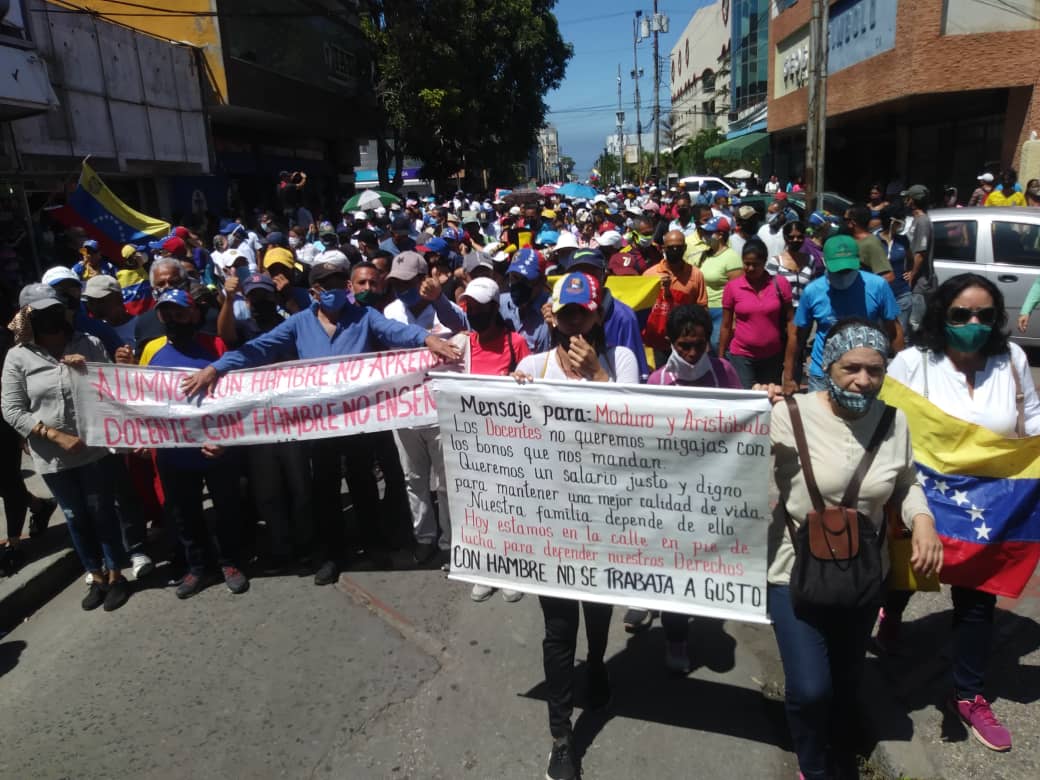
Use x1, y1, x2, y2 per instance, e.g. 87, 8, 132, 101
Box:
434, 375, 772, 623
74, 347, 462, 448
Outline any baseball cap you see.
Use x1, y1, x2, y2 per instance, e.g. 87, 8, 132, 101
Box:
561, 247, 606, 272
220, 222, 245, 236
737, 205, 757, 220
162, 237, 188, 258
19, 283, 63, 310
41, 266, 79, 286
536, 229, 560, 247
554, 232, 579, 251
462, 251, 494, 275
702, 216, 731, 234
83, 275, 121, 299
242, 273, 276, 296
460, 211, 479, 224
173, 226, 193, 241
156, 288, 194, 308
441, 226, 465, 243
387, 251, 429, 282
901, 184, 930, 202
714, 189, 729, 200
541, 208, 557, 220
460, 277, 500, 305
121, 244, 143, 261
508, 206, 522, 216
419, 237, 449, 255
391, 215, 411, 232
506, 248, 543, 280
774, 192, 788, 202
264, 231, 288, 248
81, 239, 100, 252
445, 213, 461, 225
310, 256, 351, 285
977, 173, 995, 183
263, 247, 300, 272
597, 230, 623, 250
551, 272, 600, 313
823, 235, 861, 273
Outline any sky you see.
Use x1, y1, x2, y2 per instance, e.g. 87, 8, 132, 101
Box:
547, 0, 714, 178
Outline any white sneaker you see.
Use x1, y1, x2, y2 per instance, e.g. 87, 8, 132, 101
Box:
501, 589, 524, 603
471, 583, 495, 602
131, 552, 154, 579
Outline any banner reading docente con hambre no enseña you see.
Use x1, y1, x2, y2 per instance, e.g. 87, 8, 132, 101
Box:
433, 376, 772, 623
73, 348, 464, 448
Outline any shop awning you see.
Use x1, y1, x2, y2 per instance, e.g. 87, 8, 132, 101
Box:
704, 132, 769, 161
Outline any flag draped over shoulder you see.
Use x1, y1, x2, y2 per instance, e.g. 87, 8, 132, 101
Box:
879, 376, 1040, 598
45, 162, 170, 260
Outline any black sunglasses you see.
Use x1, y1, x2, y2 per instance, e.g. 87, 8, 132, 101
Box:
947, 306, 997, 326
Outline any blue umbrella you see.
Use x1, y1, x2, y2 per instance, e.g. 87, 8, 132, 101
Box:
557, 182, 598, 199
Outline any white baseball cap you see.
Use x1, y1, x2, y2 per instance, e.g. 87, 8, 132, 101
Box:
598, 230, 623, 249
554, 232, 579, 251
977, 172, 995, 183
460, 277, 500, 305
41, 266, 80, 286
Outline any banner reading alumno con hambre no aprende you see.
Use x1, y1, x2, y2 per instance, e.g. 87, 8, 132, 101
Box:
434, 375, 772, 623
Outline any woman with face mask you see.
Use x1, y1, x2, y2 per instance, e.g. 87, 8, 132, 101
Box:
693, 217, 743, 353
767, 318, 940, 780
512, 271, 637, 780
1, 283, 131, 612
459, 277, 530, 604
879, 275, 1040, 754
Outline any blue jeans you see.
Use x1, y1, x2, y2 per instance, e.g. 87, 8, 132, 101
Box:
42, 455, 126, 573
768, 585, 877, 779
708, 307, 724, 353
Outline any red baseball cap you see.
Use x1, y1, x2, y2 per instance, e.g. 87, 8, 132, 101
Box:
162, 236, 188, 258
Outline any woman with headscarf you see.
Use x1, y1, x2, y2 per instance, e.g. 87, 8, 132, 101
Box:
1, 283, 130, 611
766, 318, 940, 779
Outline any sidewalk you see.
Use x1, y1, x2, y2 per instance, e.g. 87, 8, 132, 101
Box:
0, 456, 77, 634
861, 574, 1040, 780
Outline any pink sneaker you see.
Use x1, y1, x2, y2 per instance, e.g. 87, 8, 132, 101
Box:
949, 695, 1012, 752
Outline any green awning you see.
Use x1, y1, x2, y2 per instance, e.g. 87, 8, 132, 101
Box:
704, 132, 769, 161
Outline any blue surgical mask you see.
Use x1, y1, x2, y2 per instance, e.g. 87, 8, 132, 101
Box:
825, 374, 878, 416
317, 288, 350, 314
398, 286, 422, 307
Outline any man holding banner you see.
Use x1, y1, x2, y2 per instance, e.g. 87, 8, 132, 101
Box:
181, 255, 461, 586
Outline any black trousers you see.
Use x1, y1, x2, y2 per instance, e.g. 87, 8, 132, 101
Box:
538, 595, 613, 737
0, 420, 30, 541
246, 441, 313, 558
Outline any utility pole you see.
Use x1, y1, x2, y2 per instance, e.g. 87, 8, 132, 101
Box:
805, 0, 829, 215
616, 64, 625, 186
650, 1, 669, 181
632, 10, 644, 183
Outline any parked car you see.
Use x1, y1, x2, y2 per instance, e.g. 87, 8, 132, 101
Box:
679, 175, 733, 196
736, 191, 853, 223
931, 207, 1040, 345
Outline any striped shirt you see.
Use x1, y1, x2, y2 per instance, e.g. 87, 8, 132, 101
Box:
766, 252, 816, 308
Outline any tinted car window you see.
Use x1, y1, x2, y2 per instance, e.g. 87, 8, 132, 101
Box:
992, 220, 1040, 266
933, 220, 978, 262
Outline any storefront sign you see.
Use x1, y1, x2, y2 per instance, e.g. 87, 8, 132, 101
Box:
828, 0, 898, 73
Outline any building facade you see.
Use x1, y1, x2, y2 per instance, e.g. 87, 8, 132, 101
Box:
537, 126, 560, 183
728, 0, 769, 139
669, 0, 731, 146
768, 0, 1040, 200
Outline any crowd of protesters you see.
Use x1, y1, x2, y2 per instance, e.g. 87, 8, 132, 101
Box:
1, 171, 1038, 780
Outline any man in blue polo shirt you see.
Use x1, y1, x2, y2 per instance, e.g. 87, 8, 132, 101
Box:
784, 235, 902, 394
181, 254, 461, 586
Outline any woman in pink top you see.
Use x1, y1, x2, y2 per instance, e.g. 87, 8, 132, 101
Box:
717, 238, 793, 389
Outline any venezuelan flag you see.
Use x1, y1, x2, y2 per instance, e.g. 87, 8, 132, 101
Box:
879, 376, 1040, 598
46, 162, 170, 260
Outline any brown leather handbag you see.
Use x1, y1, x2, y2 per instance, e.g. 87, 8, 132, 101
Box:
783, 396, 896, 610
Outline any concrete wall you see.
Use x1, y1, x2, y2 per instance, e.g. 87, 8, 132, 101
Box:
11, 0, 209, 172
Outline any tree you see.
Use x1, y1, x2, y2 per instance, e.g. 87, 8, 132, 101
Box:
560, 155, 576, 179
673, 128, 725, 177
363, 1, 572, 188
594, 151, 620, 185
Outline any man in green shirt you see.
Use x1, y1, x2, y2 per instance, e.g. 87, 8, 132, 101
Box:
846, 205, 893, 280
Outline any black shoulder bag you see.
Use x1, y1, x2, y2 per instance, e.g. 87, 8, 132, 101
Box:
783, 396, 896, 611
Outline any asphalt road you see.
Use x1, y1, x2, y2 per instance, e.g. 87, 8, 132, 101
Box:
0, 563, 796, 779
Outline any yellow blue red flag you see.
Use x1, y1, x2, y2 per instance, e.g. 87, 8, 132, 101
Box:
879, 376, 1040, 598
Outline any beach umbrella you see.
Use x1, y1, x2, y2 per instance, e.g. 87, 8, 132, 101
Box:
342, 189, 400, 212
558, 182, 598, 199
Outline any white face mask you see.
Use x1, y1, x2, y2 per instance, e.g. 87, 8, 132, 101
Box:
288, 237, 301, 249
665, 347, 712, 382
828, 269, 859, 290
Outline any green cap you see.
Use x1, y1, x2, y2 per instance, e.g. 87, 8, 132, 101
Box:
823, 235, 860, 273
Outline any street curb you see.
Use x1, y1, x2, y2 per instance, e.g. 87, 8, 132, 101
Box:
0, 544, 79, 633
860, 660, 942, 780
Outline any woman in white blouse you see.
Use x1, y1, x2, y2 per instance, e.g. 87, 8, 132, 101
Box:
884, 273, 1040, 753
